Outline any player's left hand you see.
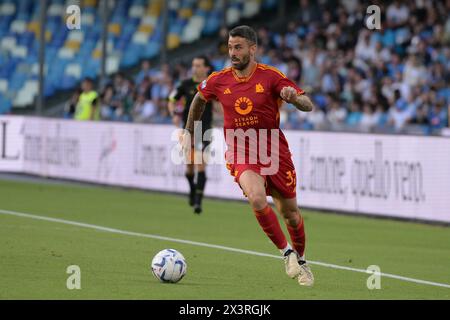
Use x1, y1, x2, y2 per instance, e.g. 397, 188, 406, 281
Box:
179, 130, 194, 161
280, 86, 298, 104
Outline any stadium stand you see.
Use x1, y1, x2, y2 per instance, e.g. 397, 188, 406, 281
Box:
1, 0, 449, 135
0, 0, 277, 113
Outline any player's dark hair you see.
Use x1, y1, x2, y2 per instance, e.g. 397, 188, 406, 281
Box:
229, 25, 257, 46
194, 55, 212, 72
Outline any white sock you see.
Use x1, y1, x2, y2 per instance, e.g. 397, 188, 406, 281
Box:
280, 244, 292, 256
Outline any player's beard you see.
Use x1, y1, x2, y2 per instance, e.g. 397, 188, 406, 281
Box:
231, 54, 250, 71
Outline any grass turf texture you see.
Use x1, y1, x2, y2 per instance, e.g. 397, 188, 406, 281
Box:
0, 179, 449, 299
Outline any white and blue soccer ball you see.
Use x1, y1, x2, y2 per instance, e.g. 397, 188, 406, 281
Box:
151, 249, 187, 283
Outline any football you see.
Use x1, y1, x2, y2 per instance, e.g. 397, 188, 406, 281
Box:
151, 249, 187, 283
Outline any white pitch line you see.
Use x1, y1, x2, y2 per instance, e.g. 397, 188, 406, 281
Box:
1, 208, 449, 290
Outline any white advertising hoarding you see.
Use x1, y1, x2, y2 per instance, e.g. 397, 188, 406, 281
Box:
286, 131, 450, 223
0, 116, 23, 172
1, 116, 449, 223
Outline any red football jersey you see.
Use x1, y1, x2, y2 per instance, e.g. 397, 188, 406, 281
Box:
198, 63, 304, 168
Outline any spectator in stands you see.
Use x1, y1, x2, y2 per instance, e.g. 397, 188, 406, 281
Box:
99, 84, 115, 120
428, 62, 446, 89
136, 76, 152, 100
386, 0, 410, 27
445, 14, 450, 43
132, 92, 157, 123
279, 103, 297, 130
388, 90, 413, 132
355, 30, 376, 62
410, 105, 430, 127
64, 88, 81, 119
321, 66, 339, 94
74, 78, 99, 121
135, 60, 152, 85
346, 102, 362, 129
109, 75, 134, 122
326, 97, 347, 131
116, 79, 135, 122
257, 27, 272, 50
59, 0, 449, 137
297, 0, 320, 25
112, 72, 129, 101
306, 106, 326, 130
152, 72, 173, 113
387, 53, 404, 78
286, 58, 302, 83
271, 54, 288, 76
289, 107, 310, 130
153, 63, 171, 83
373, 41, 392, 63
391, 70, 410, 102
172, 62, 189, 82
301, 48, 321, 91
381, 76, 395, 102
359, 103, 378, 133
403, 54, 427, 87
374, 104, 389, 129
285, 22, 300, 50
429, 101, 448, 130
448, 102, 450, 128
217, 27, 229, 56
152, 104, 172, 124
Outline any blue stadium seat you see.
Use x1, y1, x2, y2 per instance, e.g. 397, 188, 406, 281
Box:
8, 73, 27, 91
144, 41, 160, 59
60, 75, 77, 90
203, 13, 221, 35
44, 81, 55, 97
0, 96, 13, 114
0, 0, 269, 113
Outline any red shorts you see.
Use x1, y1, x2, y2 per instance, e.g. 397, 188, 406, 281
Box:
226, 158, 297, 199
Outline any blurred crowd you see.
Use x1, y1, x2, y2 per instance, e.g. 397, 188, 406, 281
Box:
65, 0, 450, 135
64, 60, 180, 124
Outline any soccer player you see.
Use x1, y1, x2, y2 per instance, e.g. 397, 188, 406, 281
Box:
181, 26, 315, 286
169, 56, 213, 214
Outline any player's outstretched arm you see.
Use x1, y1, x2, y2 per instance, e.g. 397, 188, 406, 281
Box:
293, 94, 314, 112
280, 86, 314, 112
185, 92, 207, 133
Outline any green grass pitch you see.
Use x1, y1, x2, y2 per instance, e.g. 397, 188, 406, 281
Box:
0, 179, 449, 299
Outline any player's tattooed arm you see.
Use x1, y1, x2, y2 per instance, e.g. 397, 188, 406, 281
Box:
293, 94, 314, 112
185, 92, 207, 134
280, 86, 314, 112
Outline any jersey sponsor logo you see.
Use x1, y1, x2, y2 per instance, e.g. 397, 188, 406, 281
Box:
223, 88, 232, 95
255, 83, 264, 93
234, 97, 253, 115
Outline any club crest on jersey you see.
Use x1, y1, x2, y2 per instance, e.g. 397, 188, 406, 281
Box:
224, 88, 232, 94
256, 83, 264, 93
234, 97, 253, 115
201, 80, 207, 89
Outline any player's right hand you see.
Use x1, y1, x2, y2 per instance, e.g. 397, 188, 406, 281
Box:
280, 86, 298, 104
